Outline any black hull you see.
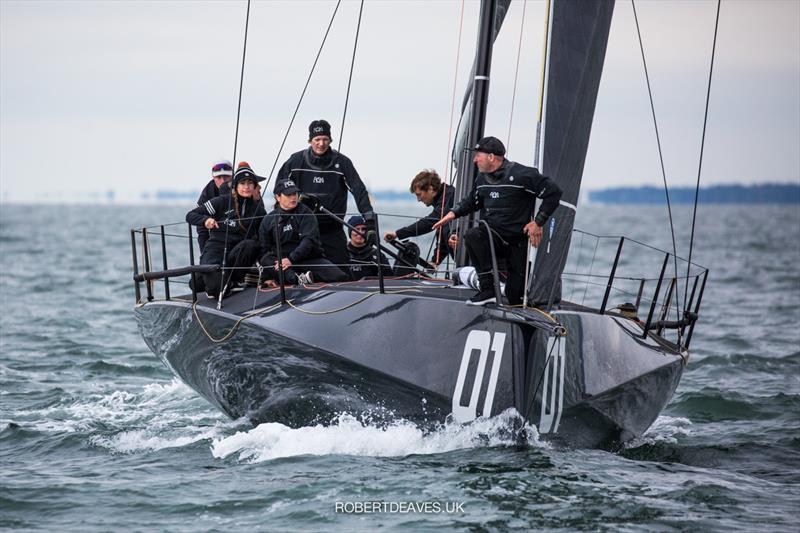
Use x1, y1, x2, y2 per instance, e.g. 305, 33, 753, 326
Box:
135, 283, 685, 449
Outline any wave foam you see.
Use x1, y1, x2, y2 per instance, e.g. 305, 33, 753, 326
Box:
627, 415, 693, 448
211, 409, 543, 463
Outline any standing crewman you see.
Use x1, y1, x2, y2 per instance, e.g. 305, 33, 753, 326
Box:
433, 136, 562, 306
276, 120, 373, 269
383, 169, 455, 266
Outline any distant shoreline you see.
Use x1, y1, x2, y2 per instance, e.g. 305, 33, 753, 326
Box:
587, 183, 800, 204
2, 183, 799, 206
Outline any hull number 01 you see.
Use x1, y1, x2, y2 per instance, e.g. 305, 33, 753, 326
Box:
452, 330, 506, 422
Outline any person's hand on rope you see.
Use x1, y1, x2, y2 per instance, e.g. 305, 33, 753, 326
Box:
274, 258, 293, 271
383, 231, 396, 242
524, 221, 543, 247
432, 211, 456, 231
204, 218, 219, 230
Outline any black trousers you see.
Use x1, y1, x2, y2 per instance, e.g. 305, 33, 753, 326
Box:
200, 238, 260, 297
463, 226, 528, 305
258, 253, 349, 284
319, 225, 349, 269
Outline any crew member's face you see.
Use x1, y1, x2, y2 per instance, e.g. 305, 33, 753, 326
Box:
350, 224, 367, 247
473, 151, 496, 173
276, 191, 299, 210
309, 135, 331, 156
236, 179, 255, 198
213, 174, 232, 187
414, 186, 437, 206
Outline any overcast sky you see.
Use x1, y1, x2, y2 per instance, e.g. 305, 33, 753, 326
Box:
1, 0, 798, 203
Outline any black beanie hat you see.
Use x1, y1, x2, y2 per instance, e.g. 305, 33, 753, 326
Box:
474, 136, 506, 156
309, 119, 332, 140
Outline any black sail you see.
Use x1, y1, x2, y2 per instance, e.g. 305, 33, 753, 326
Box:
530, 0, 615, 306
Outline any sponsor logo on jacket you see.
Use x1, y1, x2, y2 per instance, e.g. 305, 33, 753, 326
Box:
313, 176, 325, 184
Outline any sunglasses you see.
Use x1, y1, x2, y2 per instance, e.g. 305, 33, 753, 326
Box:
212, 163, 232, 172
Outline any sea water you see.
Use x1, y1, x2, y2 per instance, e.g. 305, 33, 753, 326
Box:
1, 203, 798, 531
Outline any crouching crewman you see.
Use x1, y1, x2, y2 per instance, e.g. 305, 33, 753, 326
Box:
346, 215, 393, 281
258, 179, 348, 285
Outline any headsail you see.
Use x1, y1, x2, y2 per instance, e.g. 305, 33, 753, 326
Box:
530, 0, 615, 305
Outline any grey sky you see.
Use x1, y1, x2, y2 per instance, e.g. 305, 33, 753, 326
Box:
1, 0, 798, 203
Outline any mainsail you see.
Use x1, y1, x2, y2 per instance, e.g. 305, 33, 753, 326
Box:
530, 0, 615, 305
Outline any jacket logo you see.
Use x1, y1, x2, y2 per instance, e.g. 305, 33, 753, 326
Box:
313, 176, 325, 184
490, 191, 500, 199
283, 224, 292, 232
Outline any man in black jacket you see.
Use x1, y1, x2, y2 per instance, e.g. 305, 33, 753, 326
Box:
347, 215, 392, 280
259, 179, 348, 285
196, 159, 233, 252
276, 120, 373, 269
383, 169, 455, 266
433, 136, 562, 306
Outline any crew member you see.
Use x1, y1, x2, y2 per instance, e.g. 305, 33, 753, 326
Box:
259, 179, 348, 286
196, 159, 233, 252
433, 136, 562, 306
276, 119, 373, 269
383, 169, 455, 265
347, 215, 392, 280
186, 163, 266, 298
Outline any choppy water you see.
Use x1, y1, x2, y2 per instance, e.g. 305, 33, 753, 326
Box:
1, 203, 798, 531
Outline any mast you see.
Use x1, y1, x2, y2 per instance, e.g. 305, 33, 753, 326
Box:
529, 0, 615, 306
453, 0, 509, 265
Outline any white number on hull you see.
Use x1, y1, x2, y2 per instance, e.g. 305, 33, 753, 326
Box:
539, 336, 566, 434
452, 330, 506, 422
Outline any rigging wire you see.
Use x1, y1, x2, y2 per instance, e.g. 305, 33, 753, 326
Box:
433, 0, 467, 268
523, 0, 551, 308
505, 0, 528, 151
338, 0, 365, 151
444, 0, 467, 184
684, 0, 721, 310
264, 0, 342, 190
631, 0, 681, 322
217, 0, 252, 310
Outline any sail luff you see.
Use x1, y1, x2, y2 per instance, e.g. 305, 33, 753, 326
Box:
530, 0, 615, 306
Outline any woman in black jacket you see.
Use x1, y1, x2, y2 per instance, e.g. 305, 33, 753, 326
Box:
186, 163, 266, 297
259, 179, 348, 285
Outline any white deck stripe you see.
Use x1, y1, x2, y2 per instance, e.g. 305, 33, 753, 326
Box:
559, 200, 577, 211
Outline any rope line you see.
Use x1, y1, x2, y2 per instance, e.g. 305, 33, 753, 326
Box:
338, 0, 365, 151
631, 0, 681, 321
265, 0, 342, 190
506, 0, 527, 151
685, 0, 721, 310
192, 301, 282, 343
218, 0, 252, 310
444, 0, 466, 183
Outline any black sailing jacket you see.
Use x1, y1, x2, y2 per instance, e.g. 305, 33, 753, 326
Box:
277, 148, 373, 229
394, 183, 455, 261
452, 160, 562, 240
346, 242, 393, 280
195, 180, 231, 251
258, 203, 324, 263
186, 194, 264, 248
